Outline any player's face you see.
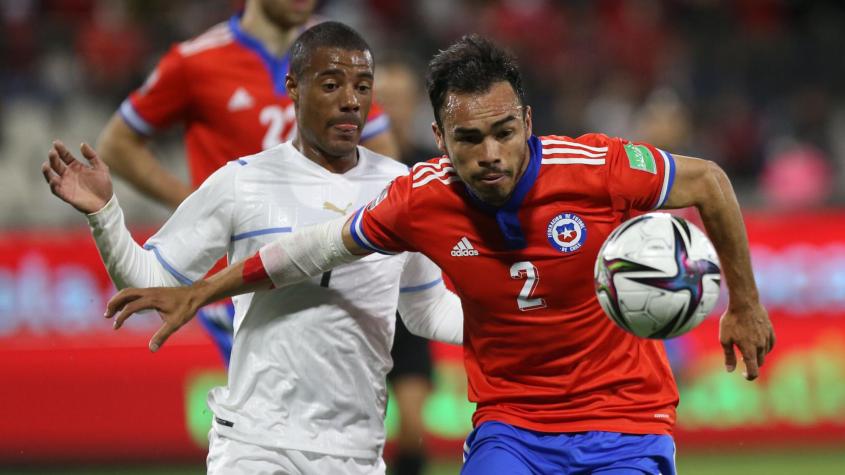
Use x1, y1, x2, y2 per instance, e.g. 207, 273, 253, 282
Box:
288, 47, 374, 160
256, 0, 317, 29
433, 81, 532, 206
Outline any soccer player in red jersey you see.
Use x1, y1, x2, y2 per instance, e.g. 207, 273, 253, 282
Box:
99, 0, 395, 208
107, 35, 774, 474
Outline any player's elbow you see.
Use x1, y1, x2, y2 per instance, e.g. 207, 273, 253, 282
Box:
693, 159, 733, 209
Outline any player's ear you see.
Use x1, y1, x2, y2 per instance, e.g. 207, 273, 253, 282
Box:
431, 121, 447, 156
523, 105, 533, 137
286, 74, 298, 103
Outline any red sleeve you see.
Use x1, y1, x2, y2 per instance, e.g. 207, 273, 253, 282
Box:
605, 136, 676, 212
349, 174, 416, 254
119, 45, 190, 135
360, 100, 390, 141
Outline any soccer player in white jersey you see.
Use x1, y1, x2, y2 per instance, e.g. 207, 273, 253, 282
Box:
42, 22, 462, 474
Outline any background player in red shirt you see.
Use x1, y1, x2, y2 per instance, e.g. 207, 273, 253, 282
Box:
106, 34, 775, 474
95, 2, 430, 473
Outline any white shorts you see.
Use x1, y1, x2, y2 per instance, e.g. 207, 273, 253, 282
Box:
206, 427, 386, 475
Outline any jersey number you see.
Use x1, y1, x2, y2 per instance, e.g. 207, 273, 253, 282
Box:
260, 105, 296, 149
510, 261, 547, 311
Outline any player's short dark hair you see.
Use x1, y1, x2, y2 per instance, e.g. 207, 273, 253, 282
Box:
426, 34, 526, 128
289, 21, 372, 79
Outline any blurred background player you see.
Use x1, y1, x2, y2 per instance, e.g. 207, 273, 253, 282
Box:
375, 56, 442, 475
95, 0, 398, 364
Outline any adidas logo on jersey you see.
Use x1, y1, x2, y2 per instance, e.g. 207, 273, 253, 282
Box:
227, 87, 254, 112
451, 237, 479, 257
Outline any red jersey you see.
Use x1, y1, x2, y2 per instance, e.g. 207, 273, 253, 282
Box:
120, 15, 389, 188
351, 133, 679, 435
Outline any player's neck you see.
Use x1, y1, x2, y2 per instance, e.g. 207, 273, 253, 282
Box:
240, 9, 300, 57
293, 136, 359, 174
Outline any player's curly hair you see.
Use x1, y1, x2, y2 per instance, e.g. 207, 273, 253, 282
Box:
289, 21, 372, 79
426, 34, 526, 129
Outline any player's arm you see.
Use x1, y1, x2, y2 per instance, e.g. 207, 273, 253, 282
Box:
663, 154, 774, 380
97, 112, 193, 209
42, 141, 182, 289
105, 216, 373, 352
397, 253, 463, 345
43, 140, 236, 291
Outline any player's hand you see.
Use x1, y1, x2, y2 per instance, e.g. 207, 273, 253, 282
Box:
719, 302, 775, 381
105, 286, 202, 353
42, 140, 113, 214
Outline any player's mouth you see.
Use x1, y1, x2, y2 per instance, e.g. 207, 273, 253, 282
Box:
329, 117, 361, 136
332, 123, 359, 133
476, 172, 508, 186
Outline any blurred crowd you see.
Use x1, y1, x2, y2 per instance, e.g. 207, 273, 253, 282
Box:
2, 0, 844, 226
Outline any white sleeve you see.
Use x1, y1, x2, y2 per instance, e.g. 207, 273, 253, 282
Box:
396, 253, 463, 345
86, 195, 181, 289
142, 163, 237, 283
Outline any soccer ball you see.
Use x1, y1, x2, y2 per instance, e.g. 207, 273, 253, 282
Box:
594, 213, 721, 339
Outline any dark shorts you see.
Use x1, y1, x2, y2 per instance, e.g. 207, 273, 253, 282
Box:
387, 312, 433, 384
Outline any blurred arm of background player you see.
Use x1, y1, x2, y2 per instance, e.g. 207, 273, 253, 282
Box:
97, 114, 193, 209
96, 112, 400, 210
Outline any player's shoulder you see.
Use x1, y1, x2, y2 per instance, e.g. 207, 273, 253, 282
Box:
357, 146, 410, 180
406, 155, 459, 190
538, 133, 625, 168
229, 143, 294, 171
539, 133, 621, 152
175, 21, 235, 58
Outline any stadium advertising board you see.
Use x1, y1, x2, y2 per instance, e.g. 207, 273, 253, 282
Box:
1, 212, 844, 462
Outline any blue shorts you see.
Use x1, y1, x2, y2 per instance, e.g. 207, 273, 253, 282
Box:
197, 299, 235, 365
462, 421, 676, 475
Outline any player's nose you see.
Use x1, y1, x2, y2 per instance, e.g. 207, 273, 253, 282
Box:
339, 84, 360, 112
478, 137, 503, 166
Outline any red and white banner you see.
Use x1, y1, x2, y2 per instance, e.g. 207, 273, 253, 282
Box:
1, 212, 844, 463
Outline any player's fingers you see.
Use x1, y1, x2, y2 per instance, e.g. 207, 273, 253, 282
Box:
149, 323, 176, 353
113, 297, 154, 330
48, 148, 68, 176
768, 330, 776, 353
80, 142, 103, 168
757, 347, 766, 368
53, 140, 76, 165
739, 344, 759, 380
41, 161, 59, 184
105, 288, 143, 318
721, 340, 737, 373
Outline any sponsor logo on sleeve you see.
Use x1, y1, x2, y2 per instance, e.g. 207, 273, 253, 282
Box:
624, 143, 657, 174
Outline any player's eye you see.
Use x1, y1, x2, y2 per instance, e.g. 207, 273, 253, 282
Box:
356, 84, 372, 93
497, 129, 514, 140
455, 135, 482, 144
322, 82, 339, 91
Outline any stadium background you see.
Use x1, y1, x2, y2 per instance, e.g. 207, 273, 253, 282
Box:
1, 0, 844, 473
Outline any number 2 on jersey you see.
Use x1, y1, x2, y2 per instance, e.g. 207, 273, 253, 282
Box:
510, 261, 547, 311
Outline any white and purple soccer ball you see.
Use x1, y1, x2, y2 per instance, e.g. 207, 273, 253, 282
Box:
594, 213, 722, 339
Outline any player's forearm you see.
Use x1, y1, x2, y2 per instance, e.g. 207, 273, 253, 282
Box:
693, 162, 760, 312
399, 287, 463, 344
184, 217, 369, 308
97, 114, 193, 209
87, 195, 182, 289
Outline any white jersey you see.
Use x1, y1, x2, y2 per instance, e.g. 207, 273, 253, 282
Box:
144, 142, 444, 459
